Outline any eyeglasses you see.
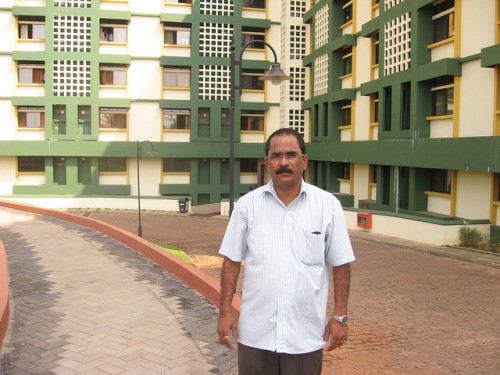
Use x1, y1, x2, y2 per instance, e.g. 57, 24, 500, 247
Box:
266, 152, 305, 162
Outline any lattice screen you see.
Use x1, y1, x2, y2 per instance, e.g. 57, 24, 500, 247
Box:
384, 0, 404, 10
53, 60, 91, 97
199, 23, 233, 58
289, 109, 305, 135
290, 0, 306, 17
53, 16, 91, 53
54, 0, 91, 8
314, 54, 328, 96
200, 0, 234, 16
289, 67, 305, 102
290, 25, 306, 60
198, 65, 231, 101
384, 13, 411, 75
314, 4, 329, 49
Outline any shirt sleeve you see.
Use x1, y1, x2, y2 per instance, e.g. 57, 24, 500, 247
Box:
219, 199, 249, 262
325, 197, 356, 267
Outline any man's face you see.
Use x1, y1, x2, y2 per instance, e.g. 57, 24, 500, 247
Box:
264, 134, 308, 190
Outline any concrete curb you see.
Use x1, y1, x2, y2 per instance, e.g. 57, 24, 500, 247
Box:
0, 200, 241, 350
0, 240, 9, 349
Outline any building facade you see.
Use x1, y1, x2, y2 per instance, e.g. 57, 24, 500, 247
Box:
0, 0, 499, 245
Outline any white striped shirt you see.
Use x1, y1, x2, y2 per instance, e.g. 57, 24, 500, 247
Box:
219, 180, 355, 354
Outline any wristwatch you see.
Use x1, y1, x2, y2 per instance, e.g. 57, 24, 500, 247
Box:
331, 314, 349, 325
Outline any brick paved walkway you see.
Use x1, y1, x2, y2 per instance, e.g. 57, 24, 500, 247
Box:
0, 207, 236, 374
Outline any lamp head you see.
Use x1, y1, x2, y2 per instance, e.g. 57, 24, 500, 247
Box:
259, 63, 290, 85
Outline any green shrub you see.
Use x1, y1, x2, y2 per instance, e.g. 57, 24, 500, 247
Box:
458, 226, 485, 247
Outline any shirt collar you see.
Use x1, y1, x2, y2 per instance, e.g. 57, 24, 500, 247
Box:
264, 179, 308, 201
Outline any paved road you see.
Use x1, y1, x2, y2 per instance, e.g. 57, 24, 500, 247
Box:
0, 207, 236, 374
1, 206, 500, 374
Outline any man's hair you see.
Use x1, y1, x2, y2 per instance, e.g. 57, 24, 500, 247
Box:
265, 128, 306, 156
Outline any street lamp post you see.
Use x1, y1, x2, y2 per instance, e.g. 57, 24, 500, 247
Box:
229, 38, 290, 216
137, 140, 158, 237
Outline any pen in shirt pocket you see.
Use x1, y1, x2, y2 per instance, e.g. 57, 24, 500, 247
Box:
311, 231, 321, 234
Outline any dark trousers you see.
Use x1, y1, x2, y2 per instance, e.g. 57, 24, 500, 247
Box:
238, 342, 323, 375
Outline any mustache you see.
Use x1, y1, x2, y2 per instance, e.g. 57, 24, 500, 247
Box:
276, 167, 294, 175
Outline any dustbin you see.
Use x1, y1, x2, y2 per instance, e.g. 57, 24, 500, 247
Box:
178, 197, 189, 213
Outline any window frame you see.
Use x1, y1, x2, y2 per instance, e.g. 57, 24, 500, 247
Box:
18, 62, 45, 84
163, 67, 191, 89
99, 19, 128, 43
99, 65, 128, 86
242, 27, 266, 48
431, 76, 454, 116
340, 100, 352, 127
432, 0, 455, 43
342, 0, 353, 25
18, 16, 45, 40
163, 109, 190, 130
99, 157, 127, 174
240, 110, 265, 132
342, 46, 353, 77
18, 156, 45, 173
429, 168, 452, 194
162, 158, 190, 173
242, 0, 265, 9
241, 69, 265, 91
164, 23, 191, 46
99, 108, 128, 130
17, 106, 45, 129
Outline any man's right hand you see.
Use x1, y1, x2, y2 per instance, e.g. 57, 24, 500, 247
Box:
217, 311, 238, 349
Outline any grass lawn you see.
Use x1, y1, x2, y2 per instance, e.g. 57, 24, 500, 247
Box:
152, 241, 194, 265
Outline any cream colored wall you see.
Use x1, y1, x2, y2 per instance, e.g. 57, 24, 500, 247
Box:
0, 158, 15, 195
130, 159, 161, 196
0, 58, 15, 97
128, 60, 162, 100
129, 0, 162, 15
0, 101, 16, 141
355, 37, 371, 86
355, 92, 370, 140
456, 171, 491, 220
129, 16, 162, 57
353, 164, 369, 208
427, 195, 451, 215
459, 60, 495, 137
129, 103, 162, 141
429, 118, 454, 138
430, 42, 454, 62
162, 174, 190, 184
460, 0, 496, 56
0, 11, 15, 52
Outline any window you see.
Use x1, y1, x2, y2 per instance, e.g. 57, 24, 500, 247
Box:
242, 27, 265, 48
53, 104, 66, 135
372, 32, 379, 66
78, 105, 91, 135
199, 108, 210, 124
163, 158, 190, 173
99, 65, 127, 86
433, 0, 454, 43
18, 156, 45, 173
100, 19, 127, 43
401, 82, 411, 130
430, 169, 451, 194
99, 157, 127, 173
163, 109, 190, 130
18, 107, 45, 128
18, 16, 45, 40
342, 0, 353, 24
242, 69, 265, 91
18, 62, 45, 84
163, 67, 190, 88
432, 76, 454, 116
165, 0, 192, 3
241, 110, 264, 131
99, 108, 127, 129
370, 93, 379, 123
221, 109, 231, 125
241, 159, 258, 173
243, 0, 265, 8
164, 23, 191, 45
341, 100, 352, 126
384, 86, 392, 131
342, 162, 351, 180
342, 46, 353, 76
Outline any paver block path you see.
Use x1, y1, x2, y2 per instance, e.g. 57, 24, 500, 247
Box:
0, 207, 237, 374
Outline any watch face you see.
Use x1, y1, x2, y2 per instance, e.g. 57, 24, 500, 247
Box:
341, 316, 348, 323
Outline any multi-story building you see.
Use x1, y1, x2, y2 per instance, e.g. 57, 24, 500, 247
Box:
303, 0, 500, 245
0, 0, 499, 246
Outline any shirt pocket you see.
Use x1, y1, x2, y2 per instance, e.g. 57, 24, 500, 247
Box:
294, 230, 325, 266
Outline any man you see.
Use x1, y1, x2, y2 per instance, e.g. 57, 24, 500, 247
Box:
217, 128, 355, 374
